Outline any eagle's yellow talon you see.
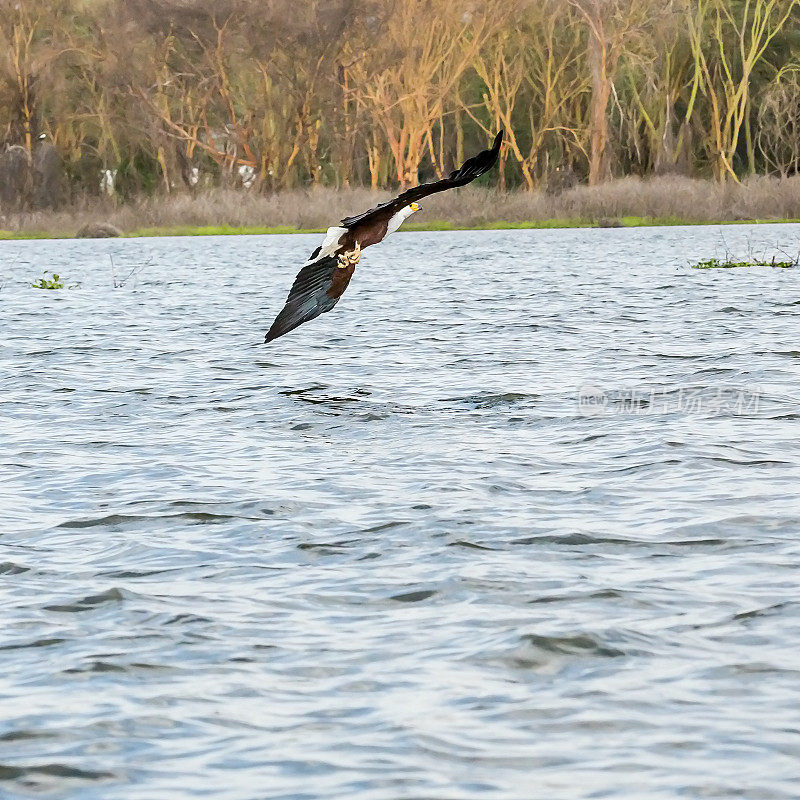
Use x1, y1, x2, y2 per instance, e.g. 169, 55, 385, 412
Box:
338, 241, 361, 268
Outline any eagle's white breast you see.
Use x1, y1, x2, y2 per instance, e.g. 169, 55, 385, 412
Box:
386, 205, 416, 237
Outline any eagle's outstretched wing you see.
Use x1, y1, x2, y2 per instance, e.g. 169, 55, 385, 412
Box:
265, 255, 355, 343
339, 131, 503, 229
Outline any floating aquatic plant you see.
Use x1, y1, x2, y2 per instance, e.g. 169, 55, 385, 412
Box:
32, 271, 78, 289
691, 256, 797, 269
32, 271, 64, 289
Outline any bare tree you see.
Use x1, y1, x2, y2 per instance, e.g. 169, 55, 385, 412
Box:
687, 0, 799, 181
567, 0, 658, 184
347, 0, 499, 187
757, 65, 800, 176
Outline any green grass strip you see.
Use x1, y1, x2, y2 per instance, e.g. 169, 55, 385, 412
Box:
2, 217, 800, 240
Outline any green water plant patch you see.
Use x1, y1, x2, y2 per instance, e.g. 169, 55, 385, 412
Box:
691, 256, 796, 269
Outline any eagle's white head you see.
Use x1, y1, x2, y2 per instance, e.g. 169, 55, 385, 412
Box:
387, 201, 421, 236
399, 201, 421, 221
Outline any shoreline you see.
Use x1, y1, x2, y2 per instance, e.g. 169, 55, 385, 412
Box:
3, 216, 800, 241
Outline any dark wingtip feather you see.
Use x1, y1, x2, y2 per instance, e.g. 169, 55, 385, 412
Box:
264, 310, 303, 343
448, 130, 504, 184
264, 322, 283, 343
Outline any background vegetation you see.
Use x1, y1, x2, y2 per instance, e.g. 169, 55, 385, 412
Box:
1, 0, 799, 219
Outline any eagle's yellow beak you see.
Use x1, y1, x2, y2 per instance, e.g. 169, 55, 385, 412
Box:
410, 202, 420, 212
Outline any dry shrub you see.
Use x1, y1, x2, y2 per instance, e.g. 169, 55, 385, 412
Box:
3, 176, 800, 235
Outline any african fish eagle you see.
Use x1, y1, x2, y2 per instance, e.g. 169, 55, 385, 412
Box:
264, 131, 503, 343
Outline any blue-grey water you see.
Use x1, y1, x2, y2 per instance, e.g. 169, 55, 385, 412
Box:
1, 225, 799, 799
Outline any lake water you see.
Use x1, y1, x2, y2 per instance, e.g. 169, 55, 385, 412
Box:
1, 225, 799, 799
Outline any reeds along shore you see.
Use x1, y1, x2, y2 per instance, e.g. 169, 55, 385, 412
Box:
2, 176, 800, 237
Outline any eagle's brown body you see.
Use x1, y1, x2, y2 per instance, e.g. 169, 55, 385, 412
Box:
347, 219, 391, 251
328, 260, 356, 300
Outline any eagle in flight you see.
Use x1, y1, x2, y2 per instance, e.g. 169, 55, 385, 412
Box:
264, 131, 504, 342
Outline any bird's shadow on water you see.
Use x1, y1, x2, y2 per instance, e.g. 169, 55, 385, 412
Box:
275, 384, 417, 421
279, 384, 371, 404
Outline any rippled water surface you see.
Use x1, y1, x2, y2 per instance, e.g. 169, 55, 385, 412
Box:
2, 225, 800, 799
